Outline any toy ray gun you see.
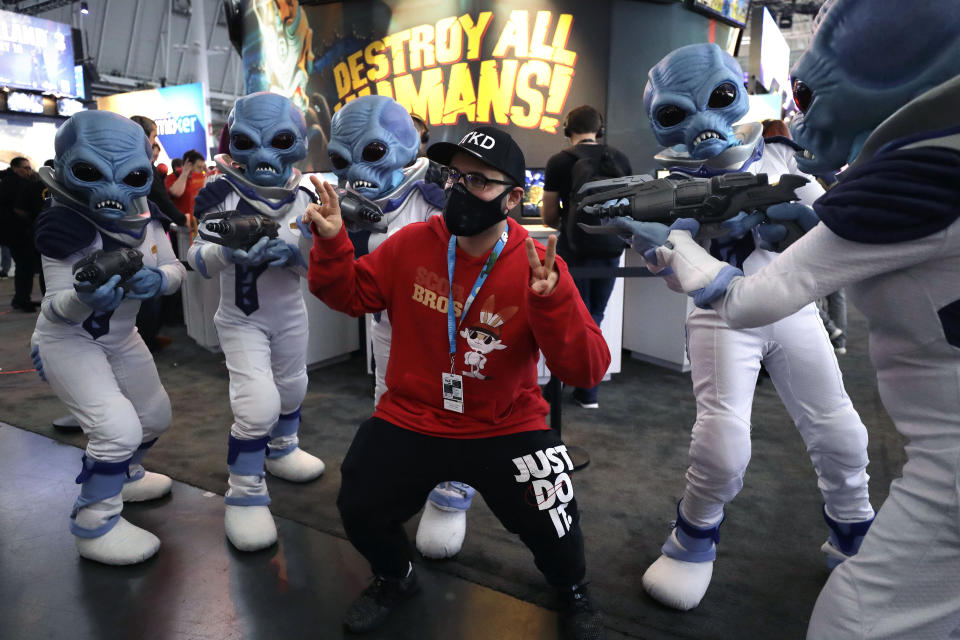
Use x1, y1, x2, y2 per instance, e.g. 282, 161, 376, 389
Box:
576, 172, 809, 240
198, 210, 280, 250
72, 248, 144, 293
333, 186, 386, 234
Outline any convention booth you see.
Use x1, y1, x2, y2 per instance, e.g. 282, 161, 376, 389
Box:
227, 0, 754, 373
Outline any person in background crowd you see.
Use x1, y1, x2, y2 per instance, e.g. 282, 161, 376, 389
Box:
130, 116, 187, 231
165, 149, 207, 219
541, 105, 631, 409
152, 141, 161, 164
0, 157, 41, 311
410, 113, 430, 158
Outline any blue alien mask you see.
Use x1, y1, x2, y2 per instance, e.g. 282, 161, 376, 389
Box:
644, 43, 750, 162
226, 92, 307, 187
39, 110, 154, 244
789, 0, 960, 174
327, 95, 420, 200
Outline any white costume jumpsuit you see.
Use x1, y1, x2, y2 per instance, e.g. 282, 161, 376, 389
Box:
188, 172, 316, 508
679, 141, 874, 530
35, 208, 185, 539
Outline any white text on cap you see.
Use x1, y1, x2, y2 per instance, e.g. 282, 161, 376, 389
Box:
460, 131, 496, 149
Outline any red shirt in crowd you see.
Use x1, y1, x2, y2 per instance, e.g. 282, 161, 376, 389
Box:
165, 170, 207, 215
308, 216, 610, 439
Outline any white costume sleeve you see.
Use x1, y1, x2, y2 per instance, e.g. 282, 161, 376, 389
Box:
186, 199, 232, 279
40, 249, 97, 325
712, 223, 955, 328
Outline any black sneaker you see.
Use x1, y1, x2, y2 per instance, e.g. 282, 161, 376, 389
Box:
559, 583, 605, 640
343, 568, 421, 634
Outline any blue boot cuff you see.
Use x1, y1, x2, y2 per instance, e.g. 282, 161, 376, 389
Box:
227, 435, 270, 476
661, 502, 722, 563
822, 505, 874, 555
428, 481, 476, 511
70, 513, 122, 538
271, 407, 302, 439
71, 455, 131, 523
128, 438, 159, 473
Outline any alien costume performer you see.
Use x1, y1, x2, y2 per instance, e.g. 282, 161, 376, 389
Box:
628, 43, 874, 611
187, 92, 324, 551
326, 95, 472, 559
634, 2, 960, 636
31, 111, 186, 565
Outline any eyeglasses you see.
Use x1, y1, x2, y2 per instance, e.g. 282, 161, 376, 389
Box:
444, 166, 515, 192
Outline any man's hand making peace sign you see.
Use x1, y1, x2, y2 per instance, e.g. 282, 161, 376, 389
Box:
526, 234, 559, 296
302, 176, 343, 239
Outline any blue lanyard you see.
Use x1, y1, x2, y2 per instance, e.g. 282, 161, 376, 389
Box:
447, 227, 509, 371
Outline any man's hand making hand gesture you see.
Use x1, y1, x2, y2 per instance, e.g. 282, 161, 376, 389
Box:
302, 176, 343, 238
526, 234, 559, 296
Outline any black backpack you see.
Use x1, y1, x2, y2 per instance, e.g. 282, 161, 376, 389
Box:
562, 145, 627, 259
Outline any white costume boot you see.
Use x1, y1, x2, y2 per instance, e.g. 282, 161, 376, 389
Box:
224, 435, 277, 551
263, 408, 325, 482
71, 455, 160, 565
121, 438, 172, 502
416, 482, 475, 559
642, 504, 721, 611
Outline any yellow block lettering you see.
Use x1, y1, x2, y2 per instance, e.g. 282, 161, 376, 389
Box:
493, 10, 529, 59
333, 62, 352, 99
408, 24, 435, 71
412, 283, 426, 303
436, 295, 448, 313
551, 14, 576, 66
383, 29, 412, 75
365, 40, 390, 83
459, 12, 493, 60
347, 50, 368, 91
393, 68, 445, 126
375, 80, 394, 99
545, 63, 574, 114
511, 60, 550, 128
529, 11, 555, 61
435, 16, 463, 65
476, 59, 517, 125
442, 62, 476, 125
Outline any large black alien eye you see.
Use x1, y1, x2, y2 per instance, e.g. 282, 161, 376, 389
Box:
232, 134, 255, 151
361, 141, 387, 162
655, 105, 686, 128
271, 132, 295, 149
792, 79, 814, 113
329, 153, 349, 170
708, 82, 737, 108
123, 169, 150, 187
71, 162, 103, 182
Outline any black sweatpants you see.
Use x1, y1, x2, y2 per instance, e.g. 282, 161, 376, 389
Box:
337, 417, 587, 589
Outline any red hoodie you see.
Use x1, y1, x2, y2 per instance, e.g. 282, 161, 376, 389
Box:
308, 216, 610, 438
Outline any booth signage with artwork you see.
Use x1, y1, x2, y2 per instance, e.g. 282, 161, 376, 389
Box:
0, 8, 78, 97
238, 0, 611, 170
96, 83, 209, 163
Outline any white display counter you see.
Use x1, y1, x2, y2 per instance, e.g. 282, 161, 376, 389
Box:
621, 248, 693, 372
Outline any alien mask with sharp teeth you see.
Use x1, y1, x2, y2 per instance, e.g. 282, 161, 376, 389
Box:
227, 92, 307, 188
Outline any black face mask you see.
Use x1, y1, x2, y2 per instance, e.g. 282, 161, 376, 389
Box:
442, 182, 509, 237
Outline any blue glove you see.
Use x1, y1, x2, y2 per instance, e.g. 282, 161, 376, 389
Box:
76, 274, 124, 312
222, 235, 273, 266
720, 211, 765, 240
262, 238, 303, 267
602, 215, 671, 263
30, 344, 46, 381
124, 266, 165, 300
755, 202, 819, 252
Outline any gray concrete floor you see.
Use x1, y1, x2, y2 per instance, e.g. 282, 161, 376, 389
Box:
0, 423, 635, 640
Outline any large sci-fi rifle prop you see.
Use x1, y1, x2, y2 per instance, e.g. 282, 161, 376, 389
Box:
197, 210, 281, 250
575, 172, 810, 243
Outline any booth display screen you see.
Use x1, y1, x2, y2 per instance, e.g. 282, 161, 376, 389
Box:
688, 0, 751, 28
0, 9, 77, 96
522, 168, 545, 218
7, 91, 44, 114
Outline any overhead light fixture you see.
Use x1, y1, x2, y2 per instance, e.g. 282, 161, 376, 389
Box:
80, 1, 89, 14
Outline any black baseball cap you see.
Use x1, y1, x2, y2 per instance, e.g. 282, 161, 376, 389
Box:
427, 126, 526, 187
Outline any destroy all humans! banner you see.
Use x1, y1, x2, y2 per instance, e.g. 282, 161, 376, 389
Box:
240, 0, 611, 170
